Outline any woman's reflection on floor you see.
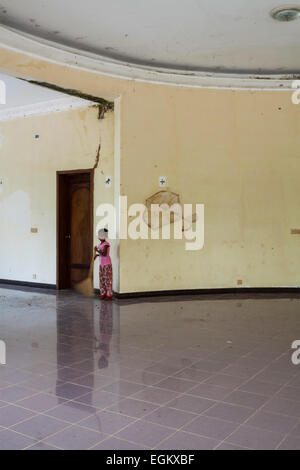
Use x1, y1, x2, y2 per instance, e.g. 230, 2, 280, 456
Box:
95, 301, 113, 370
55, 293, 119, 418
56, 294, 95, 405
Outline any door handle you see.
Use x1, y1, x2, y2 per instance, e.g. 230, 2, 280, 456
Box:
65, 234, 71, 239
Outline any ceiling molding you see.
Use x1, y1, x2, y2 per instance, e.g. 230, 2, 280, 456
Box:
0, 25, 298, 91
0, 96, 94, 122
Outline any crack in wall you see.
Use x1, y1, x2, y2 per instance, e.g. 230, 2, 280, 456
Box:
93, 143, 101, 170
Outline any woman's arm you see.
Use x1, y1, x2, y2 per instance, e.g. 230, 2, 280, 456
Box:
100, 245, 108, 257
94, 246, 100, 260
95, 245, 108, 256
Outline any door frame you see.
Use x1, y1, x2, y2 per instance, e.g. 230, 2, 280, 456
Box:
56, 169, 94, 290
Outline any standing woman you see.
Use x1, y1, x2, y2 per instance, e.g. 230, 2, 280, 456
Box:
94, 228, 113, 300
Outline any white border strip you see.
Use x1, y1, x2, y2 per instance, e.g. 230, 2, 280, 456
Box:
0, 26, 297, 91
0, 97, 94, 122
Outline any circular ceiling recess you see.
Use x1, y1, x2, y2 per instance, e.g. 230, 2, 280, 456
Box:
271, 6, 300, 21
0, 0, 300, 74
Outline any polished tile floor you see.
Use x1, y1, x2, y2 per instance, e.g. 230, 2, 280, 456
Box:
0, 285, 300, 450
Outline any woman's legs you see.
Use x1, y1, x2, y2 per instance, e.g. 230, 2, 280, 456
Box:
104, 265, 113, 298
100, 265, 113, 299
99, 266, 106, 298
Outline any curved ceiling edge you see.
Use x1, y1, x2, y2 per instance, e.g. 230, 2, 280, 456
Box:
0, 26, 297, 91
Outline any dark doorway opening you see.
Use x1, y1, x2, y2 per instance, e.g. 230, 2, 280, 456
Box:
57, 170, 94, 289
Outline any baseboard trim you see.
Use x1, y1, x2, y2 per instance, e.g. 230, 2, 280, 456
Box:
0, 279, 56, 290
113, 286, 300, 299
1, 280, 300, 300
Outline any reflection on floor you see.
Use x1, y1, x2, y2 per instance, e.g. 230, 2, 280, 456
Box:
0, 285, 300, 450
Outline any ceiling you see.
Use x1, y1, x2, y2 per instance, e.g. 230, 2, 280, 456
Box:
0, 73, 69, 107
0, 73, 93, 120
0, 0, 300, 75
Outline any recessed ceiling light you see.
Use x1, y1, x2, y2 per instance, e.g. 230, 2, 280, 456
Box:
271, 6, 300, 21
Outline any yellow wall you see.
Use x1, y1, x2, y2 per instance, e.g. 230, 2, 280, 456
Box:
0, 106, 116, 288
1, 48, 300, 293
120, 87, 300, 292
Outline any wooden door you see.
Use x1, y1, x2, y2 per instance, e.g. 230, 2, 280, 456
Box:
57, 171, 93, 289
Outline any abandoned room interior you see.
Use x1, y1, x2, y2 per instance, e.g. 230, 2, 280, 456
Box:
0, 0, 300, 451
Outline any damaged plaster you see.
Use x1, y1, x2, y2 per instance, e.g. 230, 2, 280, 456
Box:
25, 80, 114, 117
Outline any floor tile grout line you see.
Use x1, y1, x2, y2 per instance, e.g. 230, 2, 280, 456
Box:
149, 392, 224, 450
23, 440, 63, 450
2, 291, 299, 450
78, 397, 163, 447
3, 360, 298, 449
2, 389, 121, 445
87, 434, 149, 450
274, 415, 300, 449
152, 351, 299, 450
66, 380, 216, 449
2, 339, 292, 387
67, 343, 255, 384
212, 361, 300, 450
0, 422, 76, 448
12, 351, 296, 404
12, 399, 163, 450
0, 400, 75, 428
19, 421, 110, 450
117, 384, 222, 449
